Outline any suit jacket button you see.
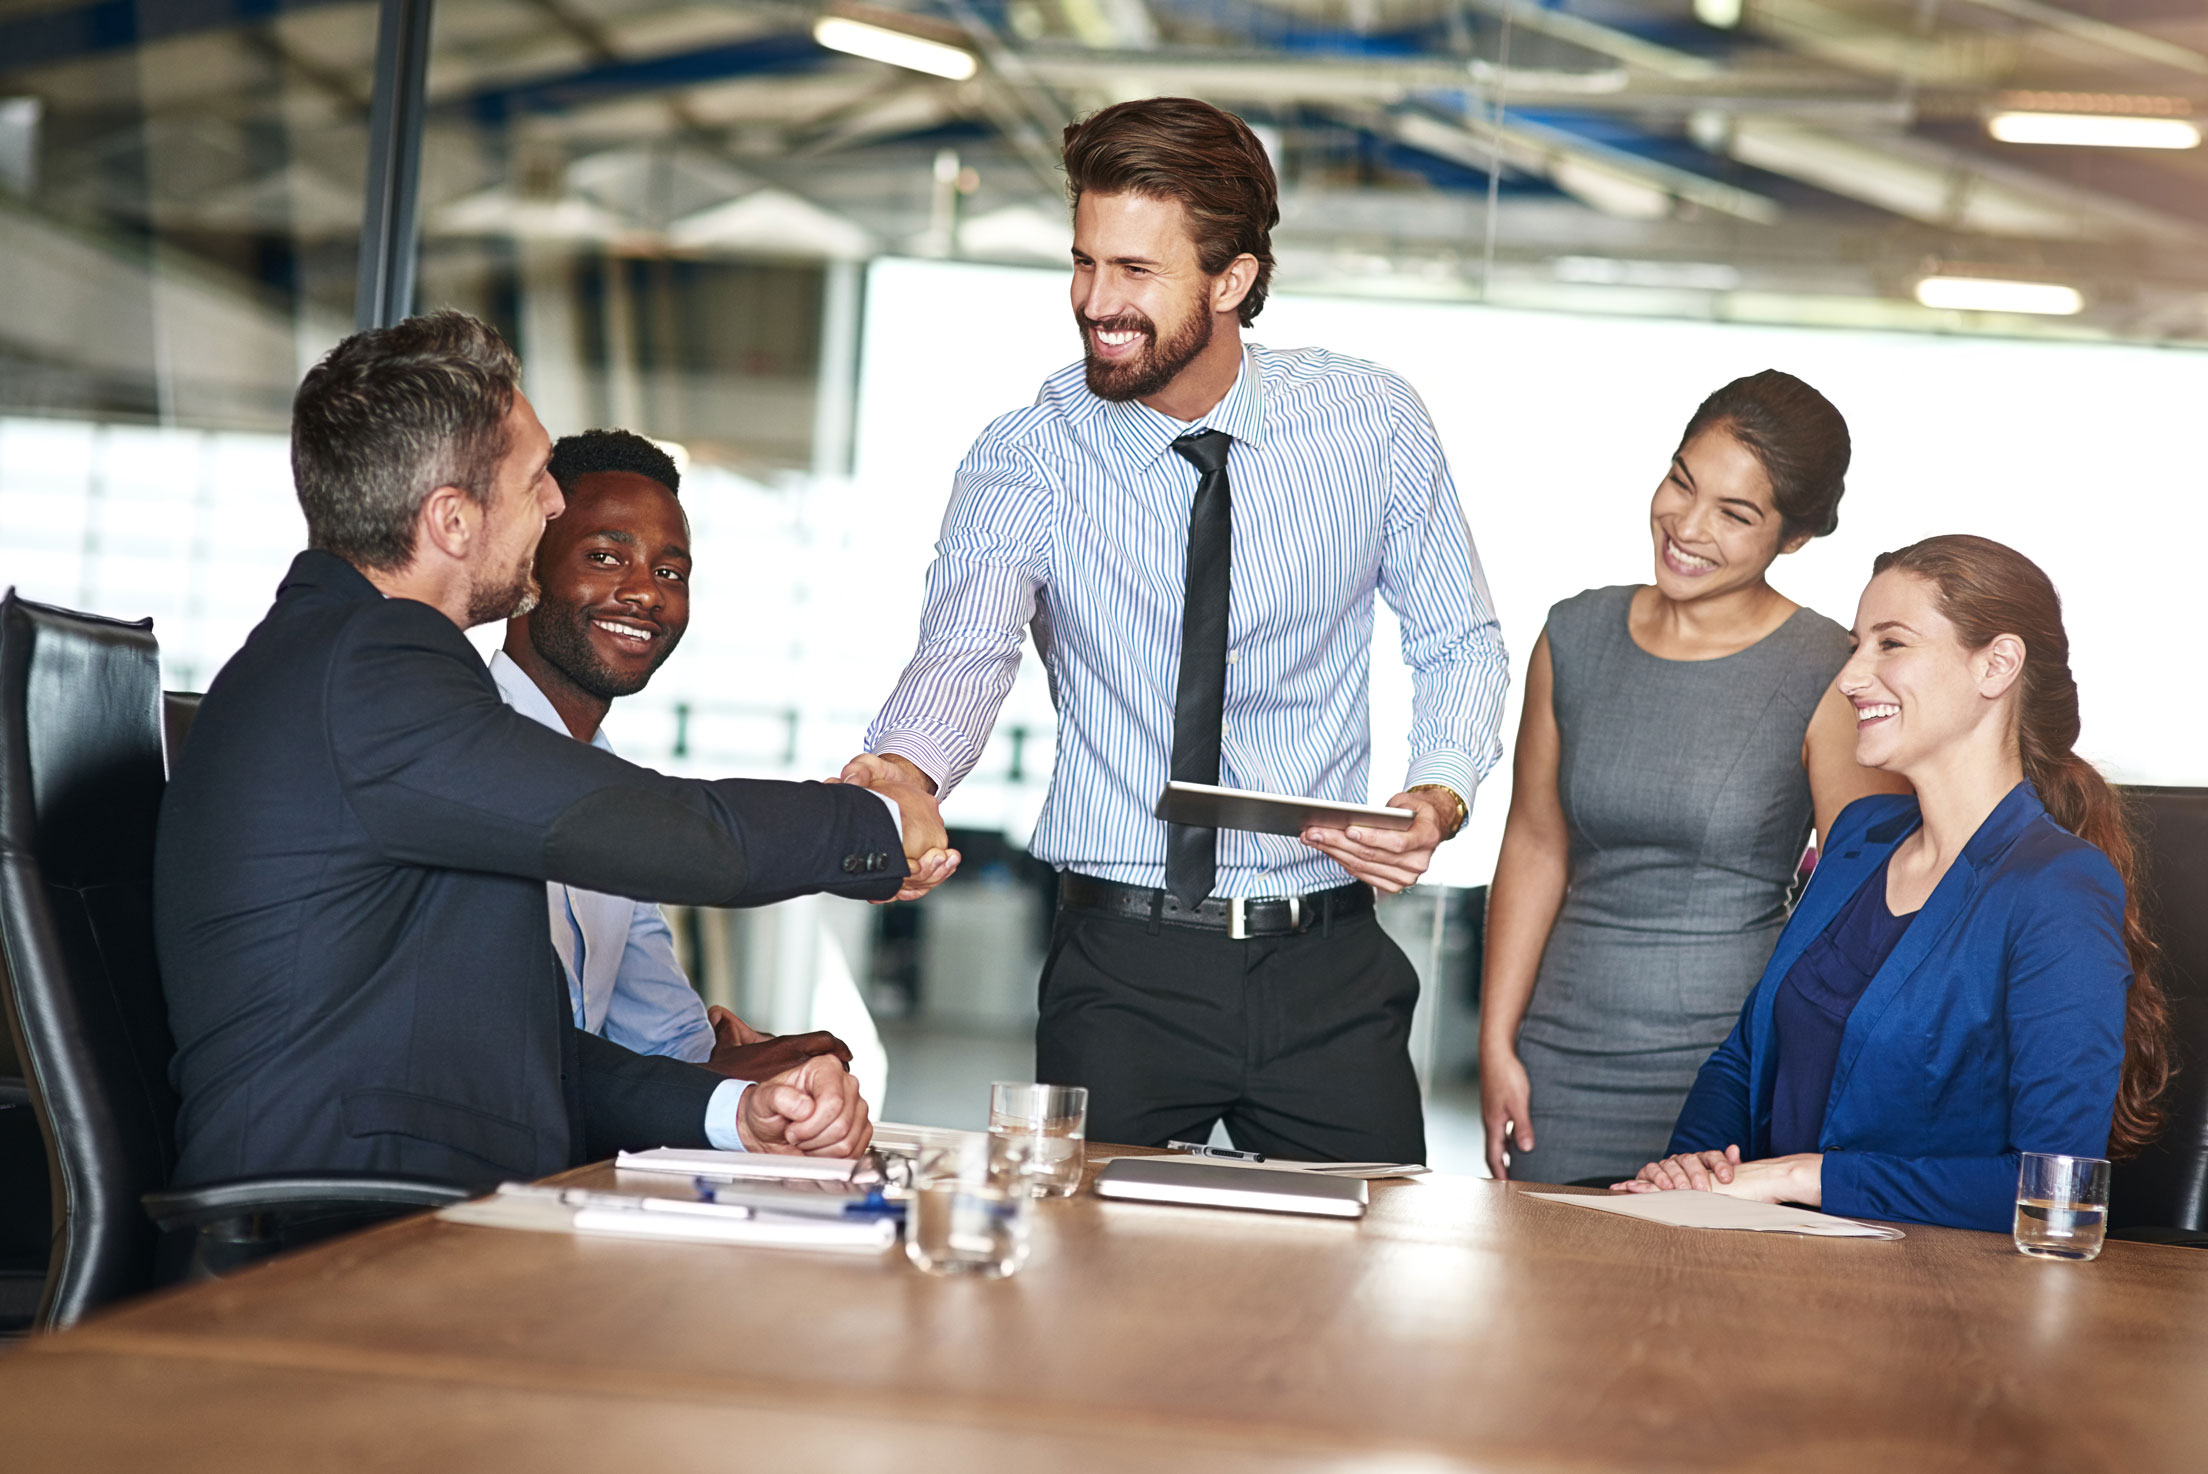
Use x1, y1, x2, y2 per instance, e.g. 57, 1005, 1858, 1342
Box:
842, 856, 858, 874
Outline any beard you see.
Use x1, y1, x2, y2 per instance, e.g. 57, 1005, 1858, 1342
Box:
1078, 299, 1214, 403
526, 587, 681, 702
465, 549, 539, 626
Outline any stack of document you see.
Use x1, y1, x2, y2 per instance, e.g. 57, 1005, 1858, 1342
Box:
1525, 1190, 1905, 1239
439, 1182, 897, 1252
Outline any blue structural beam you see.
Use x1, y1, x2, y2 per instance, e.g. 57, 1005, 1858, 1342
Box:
466, 32, 830, 124
0, 0, 360, 75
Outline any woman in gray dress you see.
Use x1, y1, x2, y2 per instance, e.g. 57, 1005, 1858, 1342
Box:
1479, 370, 1907, 1185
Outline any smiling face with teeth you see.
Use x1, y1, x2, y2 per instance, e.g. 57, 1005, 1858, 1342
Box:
1838, 568, 2027, 779
1068, 191, 1257, 415
1647, 425, 1808, 607
504, 469, 691, 738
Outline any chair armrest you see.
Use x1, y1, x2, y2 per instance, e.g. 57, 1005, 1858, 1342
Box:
143, 1174, 474, 1233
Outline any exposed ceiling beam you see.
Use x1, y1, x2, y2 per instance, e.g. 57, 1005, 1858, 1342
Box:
0, 0, 358, 76
1382, 106, 1785, 223
1719, 115, 2196, 239
1953, 0, 2208, 78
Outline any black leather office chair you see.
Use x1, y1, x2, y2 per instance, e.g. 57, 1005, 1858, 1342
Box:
0, 592, 468, 1329
160, 689, 200, 777
2109, 786, 2208, 1243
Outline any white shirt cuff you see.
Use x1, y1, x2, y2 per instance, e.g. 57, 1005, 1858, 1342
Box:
865, 786, 903, 844
703, 1078, 750, 1151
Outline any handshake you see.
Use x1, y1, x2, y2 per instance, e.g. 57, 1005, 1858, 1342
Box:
832, 750, 961, 904
725, 751, 955, 1163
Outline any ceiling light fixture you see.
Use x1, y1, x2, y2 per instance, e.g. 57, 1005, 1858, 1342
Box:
812, 16, 978, 80
1914, 275, 2084, 316
1694, 0, 1744, 28
1988, 111, 2200, 149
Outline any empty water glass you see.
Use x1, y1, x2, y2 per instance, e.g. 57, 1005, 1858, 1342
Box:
2014, 1151, 2110, 1261
904, 1136, 1031, 1278
988, 1082, 1089, 1199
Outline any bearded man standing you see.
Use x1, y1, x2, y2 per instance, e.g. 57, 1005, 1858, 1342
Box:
847, 97, 1508, 1163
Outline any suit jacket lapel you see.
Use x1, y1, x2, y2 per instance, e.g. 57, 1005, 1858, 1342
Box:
1826, 782, 2043, 1111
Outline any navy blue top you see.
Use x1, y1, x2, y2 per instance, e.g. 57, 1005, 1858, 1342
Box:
1767, 854, 1914, 1158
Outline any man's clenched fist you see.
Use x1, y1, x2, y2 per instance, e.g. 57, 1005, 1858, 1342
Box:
735, 1052, 873, 1158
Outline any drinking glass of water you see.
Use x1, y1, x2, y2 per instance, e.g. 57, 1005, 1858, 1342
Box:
988, 1082, 1089, 1199
904, 1136, 1031, 1278
2014, 1152, 2110, 1261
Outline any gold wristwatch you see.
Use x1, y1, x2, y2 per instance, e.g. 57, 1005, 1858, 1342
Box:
1407, 782, 1468, 840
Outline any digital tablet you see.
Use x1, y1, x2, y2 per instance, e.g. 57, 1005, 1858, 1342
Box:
1154, 781, 1417, 838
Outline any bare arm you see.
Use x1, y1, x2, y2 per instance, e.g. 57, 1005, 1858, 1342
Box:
1478, 630, 1570, 1180
1801, 682, 1910, 846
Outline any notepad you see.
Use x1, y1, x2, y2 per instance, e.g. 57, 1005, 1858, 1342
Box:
613, 1147, 863, 1182
1525, 1190, 1905, 1239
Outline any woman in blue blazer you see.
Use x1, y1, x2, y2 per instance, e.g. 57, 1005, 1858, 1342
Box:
1615, 535, 2170, 1231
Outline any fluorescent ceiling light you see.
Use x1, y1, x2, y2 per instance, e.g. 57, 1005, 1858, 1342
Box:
813, 17, 977, 80
1988, 111, 2200, 149
1694, 0, 1744, 28
1914, 276, 2083, 316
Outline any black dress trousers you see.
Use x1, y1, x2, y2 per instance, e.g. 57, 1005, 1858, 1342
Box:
1034, 907, 1427, 1164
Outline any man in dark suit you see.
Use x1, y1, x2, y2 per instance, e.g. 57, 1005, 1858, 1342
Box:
154, 310, 952, 1190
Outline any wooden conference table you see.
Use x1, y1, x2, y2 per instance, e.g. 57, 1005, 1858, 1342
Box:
5, 1144, 2208, 1472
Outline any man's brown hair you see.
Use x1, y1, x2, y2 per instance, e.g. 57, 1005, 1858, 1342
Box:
1061, 97, 1279, 326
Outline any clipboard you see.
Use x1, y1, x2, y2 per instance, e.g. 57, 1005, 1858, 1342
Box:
1154, 780, 1416, 838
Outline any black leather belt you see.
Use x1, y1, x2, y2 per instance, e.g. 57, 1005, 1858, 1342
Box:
1057, 873, 1372, 939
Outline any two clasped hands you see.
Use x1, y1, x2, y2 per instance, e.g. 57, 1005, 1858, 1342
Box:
1611, 1146, 1825, 1207
687, 752, 961, 1159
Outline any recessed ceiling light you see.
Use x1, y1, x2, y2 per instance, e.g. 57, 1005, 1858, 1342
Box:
1694, 0, 1744, 28
1987, 112, 2200, 149
813, 17, 978, 81
1914, 275, 2084, 315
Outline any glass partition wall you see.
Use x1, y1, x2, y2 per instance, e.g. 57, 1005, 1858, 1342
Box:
6, 0, 2205, 1152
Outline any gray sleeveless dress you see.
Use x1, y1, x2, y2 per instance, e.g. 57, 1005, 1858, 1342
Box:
1507, 585, 1852, 1186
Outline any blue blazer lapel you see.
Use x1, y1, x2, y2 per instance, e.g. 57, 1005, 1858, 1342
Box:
1825, 782, 2045, 1113
1746, 811, 1915, 1152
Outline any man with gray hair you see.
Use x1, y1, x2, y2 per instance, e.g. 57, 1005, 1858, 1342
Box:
155, 310, 948, 1188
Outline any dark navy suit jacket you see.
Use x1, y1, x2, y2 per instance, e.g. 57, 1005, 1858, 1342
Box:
154, 551, 907, 1189
1668, 783, 2130, 1231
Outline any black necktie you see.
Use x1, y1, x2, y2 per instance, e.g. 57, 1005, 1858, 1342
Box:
1166, 429, 1233, 908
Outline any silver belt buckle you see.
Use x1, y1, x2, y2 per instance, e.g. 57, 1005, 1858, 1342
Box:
1228, 895, 1301, 941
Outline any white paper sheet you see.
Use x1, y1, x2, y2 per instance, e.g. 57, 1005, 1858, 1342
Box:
438, 1184, 895, 1252
612, 1148, 861, 1182
1525, 1190, 1905, 1239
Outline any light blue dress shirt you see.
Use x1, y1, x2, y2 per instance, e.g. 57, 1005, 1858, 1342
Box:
866, 345, 1508, 897
488, 651, 746, 1147
491, 651, 718, 1060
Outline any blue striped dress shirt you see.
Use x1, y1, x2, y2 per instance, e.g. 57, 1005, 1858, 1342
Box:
866, 344, 1509, 898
